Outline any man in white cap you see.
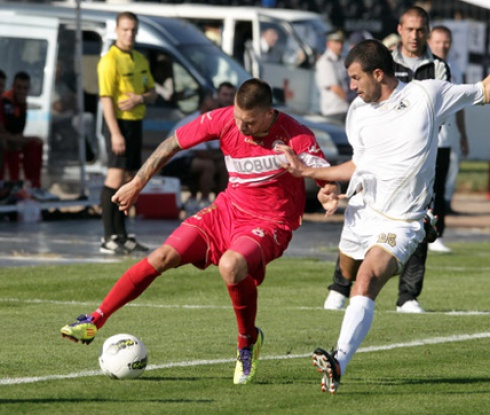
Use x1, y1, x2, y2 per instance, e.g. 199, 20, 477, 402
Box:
316, 29, 350, 125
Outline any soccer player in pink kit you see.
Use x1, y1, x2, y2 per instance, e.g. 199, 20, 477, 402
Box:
60, 78, 340, 384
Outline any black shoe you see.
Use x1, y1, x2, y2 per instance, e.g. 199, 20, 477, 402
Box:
123, 234, 149, 253
100, 235, 128, 255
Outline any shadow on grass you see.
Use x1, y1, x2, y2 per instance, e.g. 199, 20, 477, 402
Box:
348, 375, 490, 388
0, 398, 214, 404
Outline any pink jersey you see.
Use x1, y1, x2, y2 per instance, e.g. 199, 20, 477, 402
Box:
175, 107, 328, 230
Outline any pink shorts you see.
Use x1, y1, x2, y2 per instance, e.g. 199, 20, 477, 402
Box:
165, 192, 293, 285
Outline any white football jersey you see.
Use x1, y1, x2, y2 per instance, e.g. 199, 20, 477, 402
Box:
345, 79, 484, 220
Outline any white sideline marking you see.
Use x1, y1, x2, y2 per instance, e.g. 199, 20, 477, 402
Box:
2, 298, 490, 314
0, 256, 119, 264
0, 297, 230, 309
2, 332, 490, 386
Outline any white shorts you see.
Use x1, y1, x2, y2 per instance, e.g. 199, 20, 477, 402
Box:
339, 194, 425, 274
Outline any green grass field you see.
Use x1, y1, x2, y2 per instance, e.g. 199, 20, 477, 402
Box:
457, 161, 489, 193
2, 241, 490, 415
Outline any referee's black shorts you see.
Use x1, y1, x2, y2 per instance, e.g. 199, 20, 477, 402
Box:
103, 119, 143, 171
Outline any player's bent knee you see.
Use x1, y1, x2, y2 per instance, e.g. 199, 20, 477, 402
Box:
219, 250, 247, 284
148, 244, 181, 272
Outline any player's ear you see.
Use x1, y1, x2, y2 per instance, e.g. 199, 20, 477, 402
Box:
373, 68, 384, 83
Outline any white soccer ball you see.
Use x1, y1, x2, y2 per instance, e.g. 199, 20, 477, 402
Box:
98, 333, 148, 380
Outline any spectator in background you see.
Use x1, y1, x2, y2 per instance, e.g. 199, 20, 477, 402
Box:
153, 53, 174, 104
163, 91, 221, 216
315, 29, 350, 125
216, 81, 236, 107
164, 83, 237, 216
391, 8, 453, 265
428, 25, 469, 218
0, 71, 56, 201
97, 11, 157, 255
244, 27, 280, 72
259, 28, 282, 64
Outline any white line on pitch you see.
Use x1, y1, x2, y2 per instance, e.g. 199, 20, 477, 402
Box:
1, 332, 490, 386
2, 297, 490, 314
0, 256, 119, 264
0, 297, 231, 309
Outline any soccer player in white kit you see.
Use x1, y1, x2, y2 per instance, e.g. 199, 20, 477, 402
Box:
277, 39, 490, 394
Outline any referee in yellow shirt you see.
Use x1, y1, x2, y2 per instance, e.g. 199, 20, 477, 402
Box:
98, 11, 157, 254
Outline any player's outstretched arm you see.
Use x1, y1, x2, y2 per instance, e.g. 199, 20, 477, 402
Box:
276, 143, 356, 182
276, 143, 330, 179
112, 135, 181, 214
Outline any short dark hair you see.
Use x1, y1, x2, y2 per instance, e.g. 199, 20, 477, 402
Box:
345, 39, 395, 77
235, 78, 272, 110
218, 81, 236, 92
116, 11, 138, 26
14, 71, 30, 83
0, 69, 6, 80
430, 25, 452, 41
399, 6, 430, 29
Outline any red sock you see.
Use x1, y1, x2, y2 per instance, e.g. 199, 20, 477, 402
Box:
227, 275, 258, 349
91, 258, 160, 329
23, 139, 43, 188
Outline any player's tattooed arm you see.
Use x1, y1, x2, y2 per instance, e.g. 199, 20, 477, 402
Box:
136, 135, 182, 184
112, 136, 182, 213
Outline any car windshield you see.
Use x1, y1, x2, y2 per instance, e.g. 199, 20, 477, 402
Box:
179, 44, 251, 89
290, 18, 330, 56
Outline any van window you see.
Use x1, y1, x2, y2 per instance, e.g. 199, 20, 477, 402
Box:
258, 20, 307, 68
290, 18, 329, 57
179, 44, 249, 90
140, 48, 200, 114
0, 37, 47, 96
183, 18, 223, 47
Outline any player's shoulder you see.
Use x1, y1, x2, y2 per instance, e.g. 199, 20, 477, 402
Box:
277, 111, 314, 135
212, 105, 234, 121
407, 79, 447, 102
277, 110, 299, 125
204, 106, 235, 132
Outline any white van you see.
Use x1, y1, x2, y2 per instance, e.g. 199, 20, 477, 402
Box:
0, 4, 251, 188
57, 2, 332, 114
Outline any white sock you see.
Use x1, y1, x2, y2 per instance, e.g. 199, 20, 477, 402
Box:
336, 295, 375, 375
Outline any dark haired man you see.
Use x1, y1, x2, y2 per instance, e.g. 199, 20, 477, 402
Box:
324, 6, 453, 314
278, 39, 490, 394
0, 71, 49, 200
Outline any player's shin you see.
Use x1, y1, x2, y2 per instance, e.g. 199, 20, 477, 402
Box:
335, 295, 375, 374
93, 258, 161, 329
227, 275, 258, 348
